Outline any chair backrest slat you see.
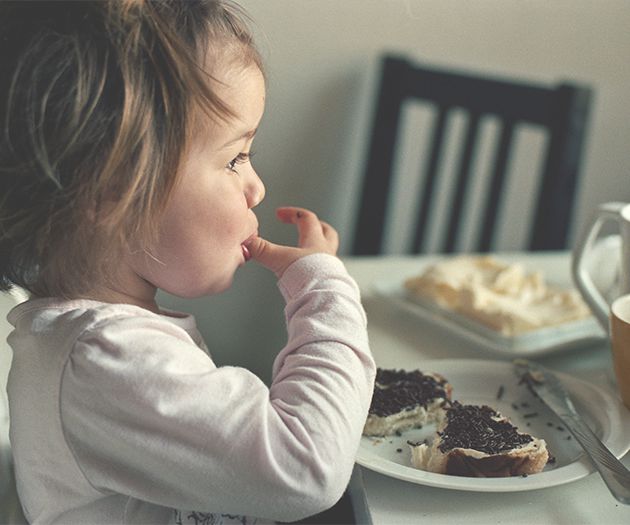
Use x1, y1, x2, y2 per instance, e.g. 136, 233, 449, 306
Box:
412, 105, 447, 253
479, 120, 515, 252
353, 59, 406, 255
530, 85, 592, 250
444, 111, 481, 253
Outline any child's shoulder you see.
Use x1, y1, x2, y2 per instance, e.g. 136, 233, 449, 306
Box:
8, 298, 206, 366
8, 297, 196, 341
9, 297, 156, 325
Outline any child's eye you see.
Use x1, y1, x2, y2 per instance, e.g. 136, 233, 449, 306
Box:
226, 151, 255, 174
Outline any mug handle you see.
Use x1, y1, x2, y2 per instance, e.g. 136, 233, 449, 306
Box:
571, 202, 626, 332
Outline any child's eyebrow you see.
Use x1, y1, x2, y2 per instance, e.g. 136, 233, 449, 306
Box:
220, 128, 258, 149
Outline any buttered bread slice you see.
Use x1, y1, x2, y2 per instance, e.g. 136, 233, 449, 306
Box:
363, 368, 452, 437
409, 402, 549, 477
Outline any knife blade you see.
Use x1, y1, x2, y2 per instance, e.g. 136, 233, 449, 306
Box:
513, 359, 630, 504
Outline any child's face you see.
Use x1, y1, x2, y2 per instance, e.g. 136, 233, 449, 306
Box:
130, 65, 266, 299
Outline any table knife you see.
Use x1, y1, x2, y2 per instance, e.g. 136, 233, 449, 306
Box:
513, 359, 630, 504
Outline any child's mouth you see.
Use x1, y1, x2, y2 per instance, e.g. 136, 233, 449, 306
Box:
241, 231, 258, 262
241, 243, 252, 262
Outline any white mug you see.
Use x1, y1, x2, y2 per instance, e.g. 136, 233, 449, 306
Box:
572, 202, 630, 331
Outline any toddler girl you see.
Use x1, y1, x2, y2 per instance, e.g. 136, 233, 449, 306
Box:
0, 1, 375, 524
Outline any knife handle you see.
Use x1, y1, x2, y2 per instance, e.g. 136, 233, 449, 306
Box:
563, 414, 630, 504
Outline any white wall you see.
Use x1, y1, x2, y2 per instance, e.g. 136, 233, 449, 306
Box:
239, 0, 630, 250
160, 0, 630, 380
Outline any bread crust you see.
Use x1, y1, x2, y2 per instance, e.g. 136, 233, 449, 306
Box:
410, 439, 549, 477
409, 403, 549, 477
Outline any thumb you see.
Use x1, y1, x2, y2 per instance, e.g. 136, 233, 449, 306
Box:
245, 236, 291, 276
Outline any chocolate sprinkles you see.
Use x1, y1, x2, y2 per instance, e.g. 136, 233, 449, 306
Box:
368, 368, 450, 417
496, 385, 505, 400
438, 402, 533, 455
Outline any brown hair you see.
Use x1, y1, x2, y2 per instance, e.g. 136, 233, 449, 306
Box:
0, 0, 262, 298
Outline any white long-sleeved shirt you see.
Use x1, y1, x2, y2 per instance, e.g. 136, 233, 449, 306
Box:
6, 254, 375, 524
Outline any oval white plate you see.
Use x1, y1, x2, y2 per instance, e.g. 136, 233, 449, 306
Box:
372, 278, 606, 356
356, 359, 630, 492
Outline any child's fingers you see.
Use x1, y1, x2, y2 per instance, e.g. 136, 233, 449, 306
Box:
320, 220, 335, 238
248, 209, 339, 277
275, 206, 338, 253
276, 206, 308, 224
320, 220, 339, 248
244, 235, 288, 275
276, 207, 323, 245
295, 211, 328, 247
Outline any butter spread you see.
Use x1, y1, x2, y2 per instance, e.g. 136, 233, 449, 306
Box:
404, 256, 591, 335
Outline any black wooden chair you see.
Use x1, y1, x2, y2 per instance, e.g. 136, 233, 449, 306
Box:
352, 54, 592, 255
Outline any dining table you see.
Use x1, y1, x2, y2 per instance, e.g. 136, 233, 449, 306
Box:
341, 251, 630, 525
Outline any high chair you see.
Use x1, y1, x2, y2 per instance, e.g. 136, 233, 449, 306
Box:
1, 290, 28, 525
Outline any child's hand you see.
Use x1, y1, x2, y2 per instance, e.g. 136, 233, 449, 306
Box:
245, 207, 339, 277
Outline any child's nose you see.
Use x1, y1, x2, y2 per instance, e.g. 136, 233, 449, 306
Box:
246, 170, 265, 209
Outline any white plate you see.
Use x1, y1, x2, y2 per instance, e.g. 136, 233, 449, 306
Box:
356, 359, 630, 492
372, 278, 606, 356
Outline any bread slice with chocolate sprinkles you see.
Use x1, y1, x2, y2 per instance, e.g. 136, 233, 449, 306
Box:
409, 402, 548, 477
363, 368, 453, 437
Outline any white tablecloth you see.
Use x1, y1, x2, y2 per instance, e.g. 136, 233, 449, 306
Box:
343, 252, 630, 525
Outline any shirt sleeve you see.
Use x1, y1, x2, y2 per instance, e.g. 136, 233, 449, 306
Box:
60, 254, 375, 522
